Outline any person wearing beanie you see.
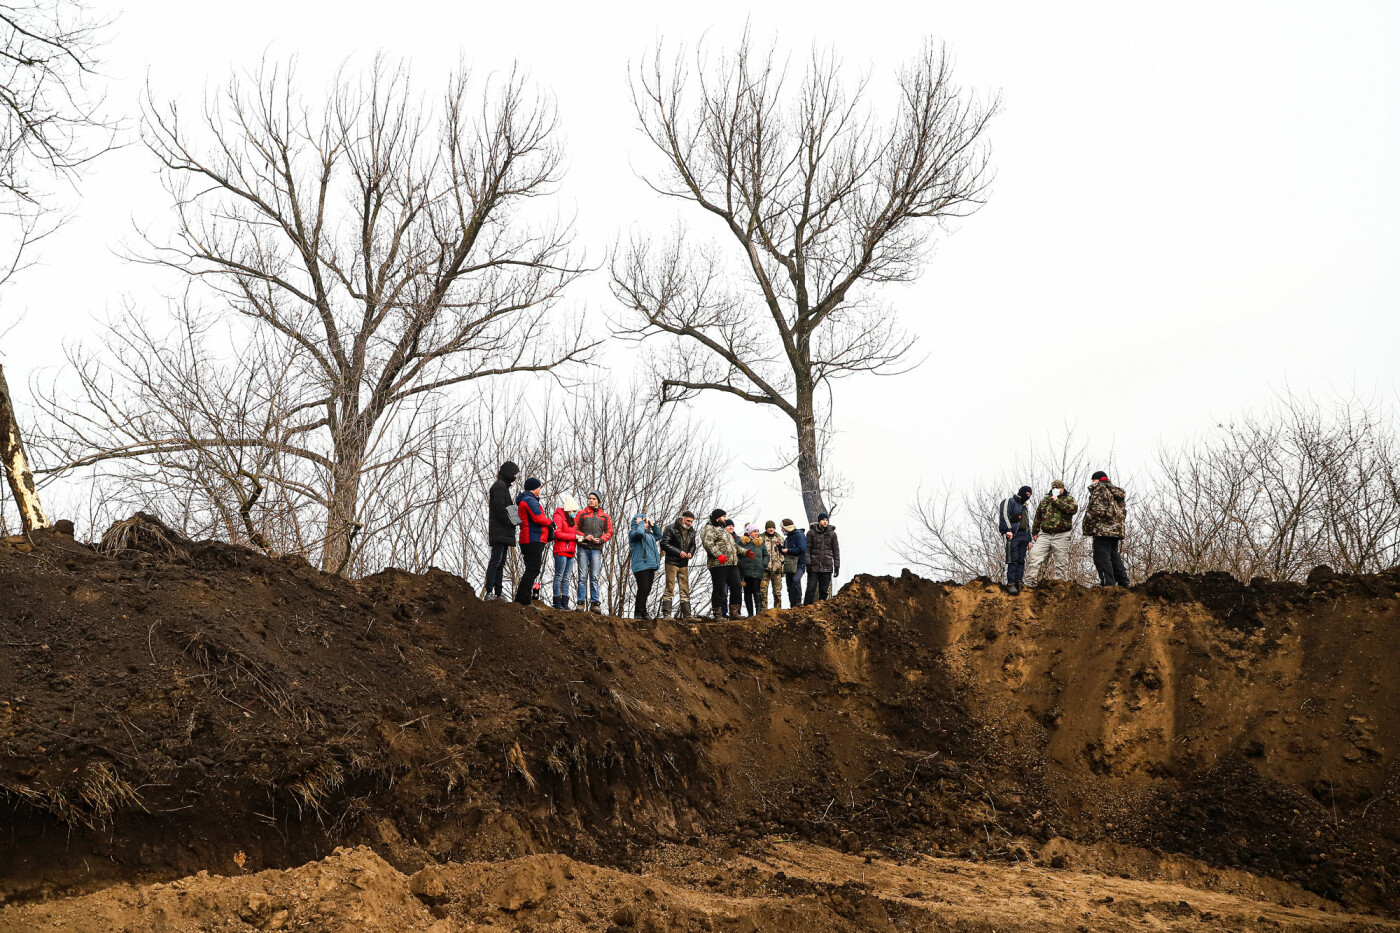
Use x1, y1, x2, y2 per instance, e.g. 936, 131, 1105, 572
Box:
1025, 480, 1078, 587
660, 510, 698, 619
514, 478, 552, 607
761, 520, 786, 609
737, 524, 769, 617
550, 494, 581, 609
699, 509, 740, 619
572, 491, 614, 613
485, 460, 520, 601
1083, 471, 1129, 587
997, 486, 1034, 595
804, 511, 841, 604
780, 519, 808, 609
628, 512, 663, 620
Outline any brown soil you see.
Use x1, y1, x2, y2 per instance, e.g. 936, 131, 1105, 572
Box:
2, 517, 1398, 930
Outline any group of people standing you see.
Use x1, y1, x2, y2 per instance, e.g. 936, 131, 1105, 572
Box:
998, 471, 1129, 594
483, 461, 842, 619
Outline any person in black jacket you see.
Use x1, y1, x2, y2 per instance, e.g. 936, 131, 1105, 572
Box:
485, 461, 519, 601
997, 485, 1034, 595
803, 512, 841, 604
659, 511, 697, 619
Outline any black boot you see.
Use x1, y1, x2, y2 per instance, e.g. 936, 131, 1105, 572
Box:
660, 599, 672, 619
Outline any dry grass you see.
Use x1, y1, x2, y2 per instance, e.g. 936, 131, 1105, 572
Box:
98, 513, 189, 559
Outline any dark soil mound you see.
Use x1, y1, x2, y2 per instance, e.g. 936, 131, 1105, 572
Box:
2, 524, 1397, 913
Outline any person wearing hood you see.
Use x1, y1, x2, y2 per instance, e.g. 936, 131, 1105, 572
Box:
485, 460, 520, 601
576, 491, 614, 614
514, 478, 552, 607
1083, 471, 1130, 587
761, 521, 786, 609
550, 495, 582, 610
1026, 480, 1078, 586
803, 512, 841, 604
780, 520, 807, 608
629, 512, 663, 620
700, 508, 741, 619
660, 510, 697, 619
998, 486, 1034, 595
737, 523, 770, 617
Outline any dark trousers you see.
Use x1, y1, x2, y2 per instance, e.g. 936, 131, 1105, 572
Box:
1005, 534, 1031, 585
709, 565, 741, 617
486, 543, 512, 597
1092, 536, 1129, 587
742, 576, 762, 615
804, 571, 833, 604
786, 571, 804, 608
514, 541, 546, 604
634, 568, 656, 618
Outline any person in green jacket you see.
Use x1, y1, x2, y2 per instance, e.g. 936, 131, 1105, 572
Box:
737, 523, 769, 617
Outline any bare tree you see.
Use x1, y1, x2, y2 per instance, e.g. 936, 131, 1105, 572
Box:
0, 0, 114, 291
612, 35, 997, 521
37, 58, 592, 572
0, 362, 49, 531
35, 303, 318, 554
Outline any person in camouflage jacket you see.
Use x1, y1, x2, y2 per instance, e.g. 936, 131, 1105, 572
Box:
761, 521, 786, 609
1026, 480, 1077, 585
700, 509, 741, 618
1083, 472, 1129, 587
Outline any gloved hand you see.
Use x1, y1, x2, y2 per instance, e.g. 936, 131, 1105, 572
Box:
745, 550, 755, 559
717, 554, 727, 564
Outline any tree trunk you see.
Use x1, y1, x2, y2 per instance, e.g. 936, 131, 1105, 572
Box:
321, 434, 367, 575
794, 386, 827, 523
0, 365, 51, 534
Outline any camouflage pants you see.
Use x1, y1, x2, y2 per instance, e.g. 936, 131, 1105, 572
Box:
763, 571, 784, 608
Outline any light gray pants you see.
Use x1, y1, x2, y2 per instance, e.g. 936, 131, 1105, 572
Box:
1026, 530, 1072, 584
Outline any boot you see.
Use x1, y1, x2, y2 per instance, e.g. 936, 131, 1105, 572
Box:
678, 600, 692, 620
660, 599, 672, 619
730, 602, 743, 621
590, 601, 602, 614
575, 601, 588, 611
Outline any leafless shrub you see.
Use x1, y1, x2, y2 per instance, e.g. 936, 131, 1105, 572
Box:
904, 396, 1400, 584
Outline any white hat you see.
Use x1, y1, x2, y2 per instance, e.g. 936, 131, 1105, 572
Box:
562, 494, 580, 512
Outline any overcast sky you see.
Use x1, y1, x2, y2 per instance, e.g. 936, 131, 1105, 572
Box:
2, 1, 1397, 573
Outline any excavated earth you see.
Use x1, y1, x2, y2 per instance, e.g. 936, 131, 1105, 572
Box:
1, 520, 1398, 931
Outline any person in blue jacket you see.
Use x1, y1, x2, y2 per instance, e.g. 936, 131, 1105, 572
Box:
628, 512, 663, 620
780, 518, 807, 609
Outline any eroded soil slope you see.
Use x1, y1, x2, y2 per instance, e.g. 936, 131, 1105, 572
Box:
1, 521, 1397, 925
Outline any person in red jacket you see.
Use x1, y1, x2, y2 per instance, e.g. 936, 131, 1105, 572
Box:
514, 478, 551, 607
575, 491, 614, 613
551, 494, 581, 609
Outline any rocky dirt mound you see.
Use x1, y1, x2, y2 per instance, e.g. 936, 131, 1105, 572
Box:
5, 843, 1394, 932
1, 521, 1397, 923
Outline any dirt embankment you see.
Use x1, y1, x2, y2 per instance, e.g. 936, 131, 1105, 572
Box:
1, 520, 1397, 929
